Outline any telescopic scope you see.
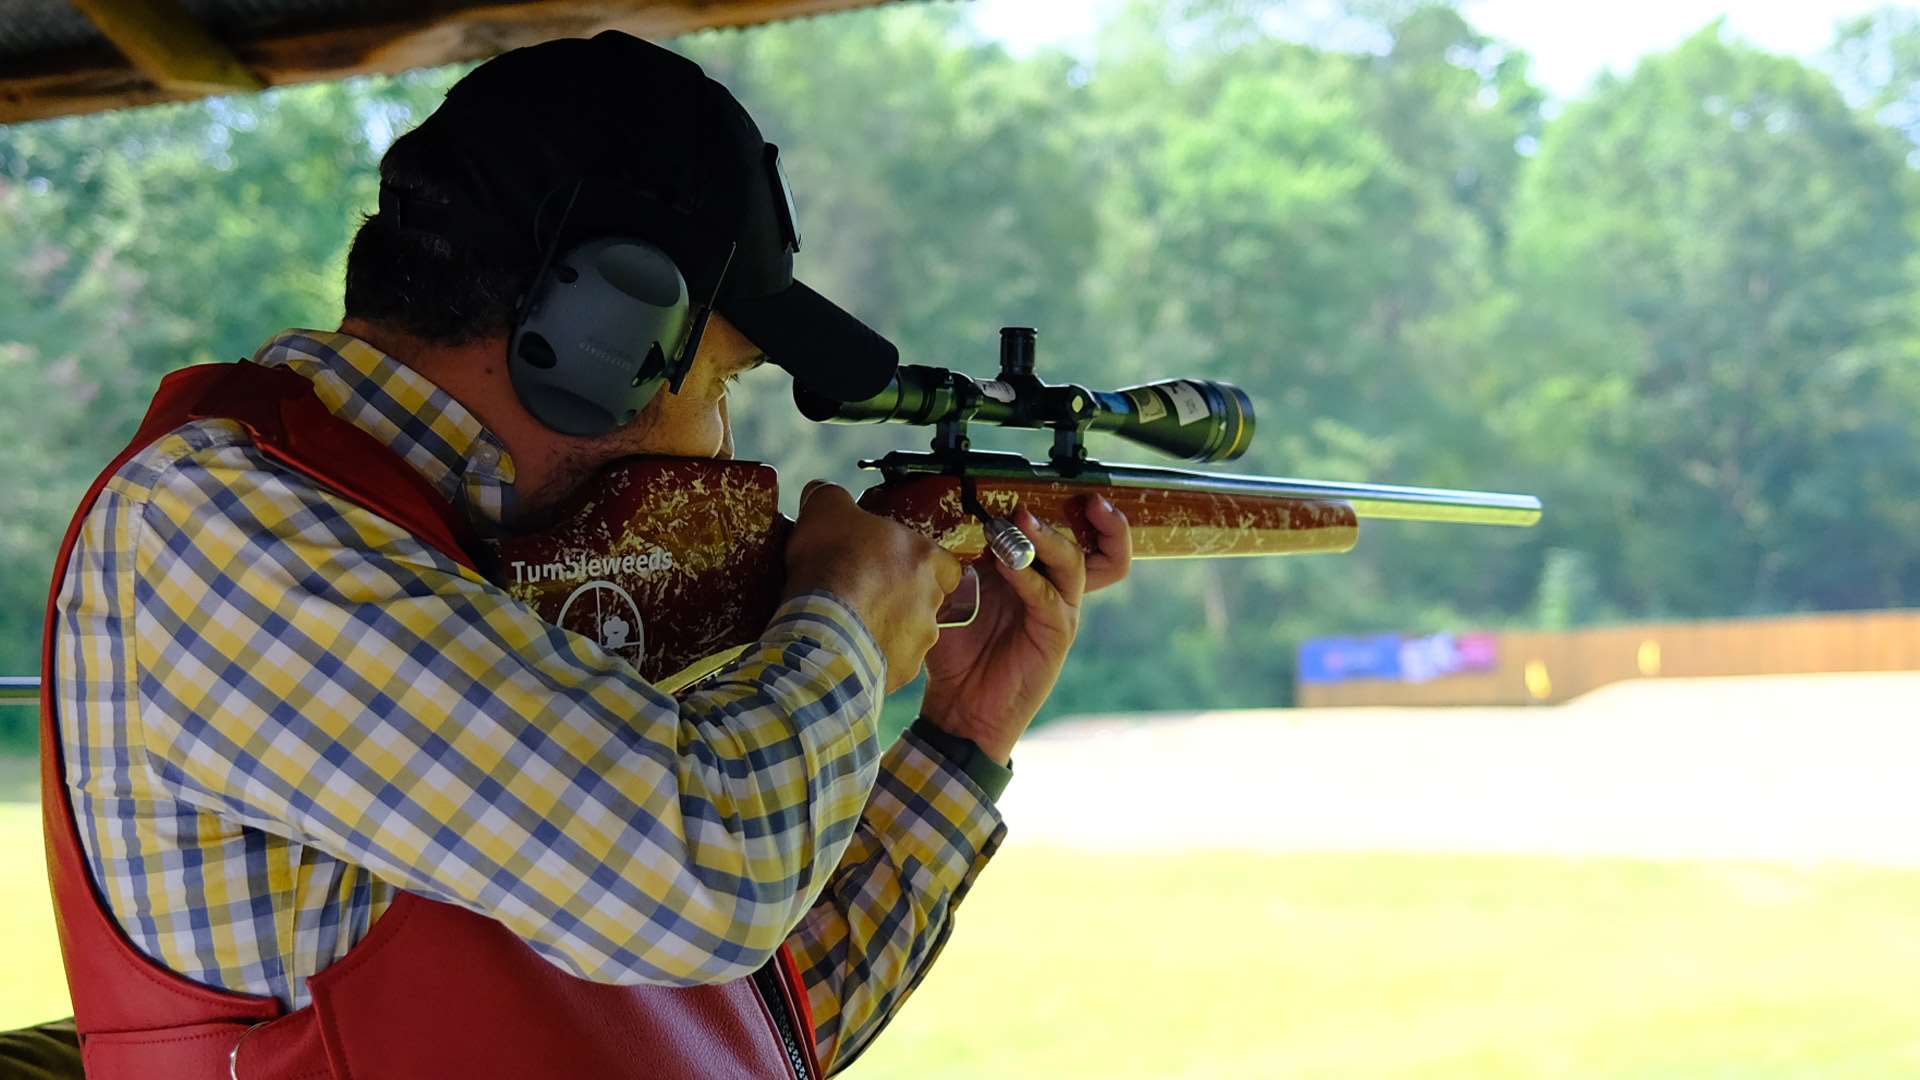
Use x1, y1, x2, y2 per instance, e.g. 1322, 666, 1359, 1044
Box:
793, 328, 1255, 463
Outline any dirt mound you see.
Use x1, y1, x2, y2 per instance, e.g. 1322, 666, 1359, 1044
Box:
1565, 670, 1920, 714
1005, 671, 1920, 862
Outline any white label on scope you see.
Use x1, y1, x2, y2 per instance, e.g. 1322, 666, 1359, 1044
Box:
1165, 381, 1209, 426
978, 380, 1018, 403
1128, 388, 1168, 424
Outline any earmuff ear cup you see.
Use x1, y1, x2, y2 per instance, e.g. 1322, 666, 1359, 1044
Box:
508, 237, 693, 436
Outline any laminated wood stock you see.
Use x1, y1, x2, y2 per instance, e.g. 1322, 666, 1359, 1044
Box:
491, 457, 1358, 691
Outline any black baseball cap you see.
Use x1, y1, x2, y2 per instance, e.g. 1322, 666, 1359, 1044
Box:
377, 31, 897, 402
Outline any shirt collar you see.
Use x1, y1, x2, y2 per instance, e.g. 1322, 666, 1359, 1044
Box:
250, 329, 517, 527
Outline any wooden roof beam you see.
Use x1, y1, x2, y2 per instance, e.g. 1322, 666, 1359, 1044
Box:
0, 0, 896, 125
68, 0, 265, 96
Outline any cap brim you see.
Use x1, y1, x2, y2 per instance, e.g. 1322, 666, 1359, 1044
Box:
721, 279, 898, 402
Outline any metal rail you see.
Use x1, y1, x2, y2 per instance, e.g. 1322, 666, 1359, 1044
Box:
1093, 464, 1544, 527
0, 676, 39, 705
866, 451, 1544, 528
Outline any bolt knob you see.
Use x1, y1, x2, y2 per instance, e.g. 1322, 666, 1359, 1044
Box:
983, 516, 1036, 571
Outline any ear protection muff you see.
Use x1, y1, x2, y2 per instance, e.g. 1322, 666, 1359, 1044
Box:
509, 234, 695, 437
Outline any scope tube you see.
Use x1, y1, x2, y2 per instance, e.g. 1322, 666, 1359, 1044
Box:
796, 366, 1257, 463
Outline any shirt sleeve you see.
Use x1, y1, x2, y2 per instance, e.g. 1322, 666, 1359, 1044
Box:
785, 729, 1008, 1074
128, 440, 887, 987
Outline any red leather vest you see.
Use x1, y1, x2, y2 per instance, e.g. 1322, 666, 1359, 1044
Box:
41, 362, 822, 1079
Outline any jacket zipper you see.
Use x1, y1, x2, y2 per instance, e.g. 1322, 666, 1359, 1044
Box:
752, 961, 813, 1080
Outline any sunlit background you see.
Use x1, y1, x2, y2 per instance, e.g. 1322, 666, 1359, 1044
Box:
6, 1, 1920, 1075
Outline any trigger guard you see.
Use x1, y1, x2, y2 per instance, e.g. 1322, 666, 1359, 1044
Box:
935, 567, 981, 628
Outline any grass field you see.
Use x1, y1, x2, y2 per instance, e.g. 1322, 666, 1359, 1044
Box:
6, 803, 1920, 1075
852, 846, 1920, 1078
7, 678, 1920, 1077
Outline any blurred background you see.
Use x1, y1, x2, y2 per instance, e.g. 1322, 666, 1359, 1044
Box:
5, 0, 1920, 1075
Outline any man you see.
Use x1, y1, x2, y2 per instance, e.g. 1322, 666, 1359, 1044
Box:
32, 31, 1130, 1079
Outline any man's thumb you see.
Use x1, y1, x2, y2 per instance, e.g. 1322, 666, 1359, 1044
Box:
799, 479, 844, 510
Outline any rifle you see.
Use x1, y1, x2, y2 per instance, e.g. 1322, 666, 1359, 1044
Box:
492, 328, 1541, 692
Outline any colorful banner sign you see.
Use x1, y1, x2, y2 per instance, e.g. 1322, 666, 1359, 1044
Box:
1297, 631, 1499, 685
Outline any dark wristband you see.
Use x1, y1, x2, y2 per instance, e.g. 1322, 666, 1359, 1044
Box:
908, 716, 1013, 803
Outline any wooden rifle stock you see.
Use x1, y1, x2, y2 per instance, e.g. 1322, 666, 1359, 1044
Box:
489, 456, 1363, 692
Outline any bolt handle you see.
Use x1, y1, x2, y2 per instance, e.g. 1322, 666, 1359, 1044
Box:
982, 516, 1036, 571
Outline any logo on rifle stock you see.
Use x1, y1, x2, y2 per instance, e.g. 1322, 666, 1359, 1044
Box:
557, 579, 646, 667
509, 547, 674, 585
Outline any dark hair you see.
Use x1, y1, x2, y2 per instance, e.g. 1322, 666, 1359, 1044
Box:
342, 128, 534, 346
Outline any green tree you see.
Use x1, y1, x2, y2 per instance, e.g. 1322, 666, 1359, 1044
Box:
0, 74, 458, 709
1501, 23, 1920, 616
678, 11, 1102, 494
1031, 2, 1550, 710
5, 2, 1913, 734
1827, 6, 1920, 143
0, 179, 146, 736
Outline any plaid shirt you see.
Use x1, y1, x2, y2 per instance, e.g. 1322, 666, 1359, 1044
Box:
52, 329, 1006, 1072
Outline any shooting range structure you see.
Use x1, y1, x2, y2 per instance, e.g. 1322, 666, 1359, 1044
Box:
1295, 608, 1920, 708
0, 0, 903, 124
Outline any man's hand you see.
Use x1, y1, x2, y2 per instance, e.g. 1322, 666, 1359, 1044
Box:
921, 495, 1133, 764
1080, 493, 1134, 594
784, 481, 964, 694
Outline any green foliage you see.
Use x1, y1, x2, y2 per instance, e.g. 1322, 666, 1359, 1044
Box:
1532, 548, 1606, 630
1503, 24, 1920, 616
1827, 6, 1920, 143
0, 73, 460, 700
2, 2, 1918, 729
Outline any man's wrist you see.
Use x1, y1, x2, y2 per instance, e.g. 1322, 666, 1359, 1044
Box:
908, 716, 1014, 802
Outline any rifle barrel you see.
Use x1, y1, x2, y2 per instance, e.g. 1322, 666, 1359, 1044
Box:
0, 676, 40, 704
1096, 464, 1543, 527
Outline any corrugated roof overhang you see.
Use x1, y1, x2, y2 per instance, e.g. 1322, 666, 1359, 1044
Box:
0, 0, 902, 124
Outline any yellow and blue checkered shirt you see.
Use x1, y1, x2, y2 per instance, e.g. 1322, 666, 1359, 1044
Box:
52, 329, 1006, 1072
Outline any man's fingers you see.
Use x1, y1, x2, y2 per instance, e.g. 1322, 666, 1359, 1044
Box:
799, 479, 850, 512
1010, 507, 1087, 607
1082, 494, 1133, 592
992, 548, 1062, 615
931, 545, 966, 595
1022, 508, 1087, 604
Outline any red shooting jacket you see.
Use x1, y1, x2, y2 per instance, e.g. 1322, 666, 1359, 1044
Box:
40, 361, 820, 1079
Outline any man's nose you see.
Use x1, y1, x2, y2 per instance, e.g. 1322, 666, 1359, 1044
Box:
717, 397, 734, 460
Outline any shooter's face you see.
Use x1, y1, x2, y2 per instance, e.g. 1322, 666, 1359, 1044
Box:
523, 314, 766, 518
611, 313, 766, 462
